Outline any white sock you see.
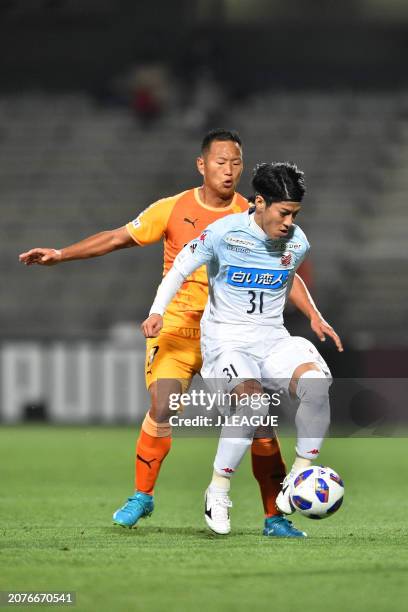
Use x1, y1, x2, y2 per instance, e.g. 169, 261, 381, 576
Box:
213, 436, 252, 478
209, 470, 231, 493
292, 456, 312, 473
295, 370, 331, 460
212, 396, 268, 479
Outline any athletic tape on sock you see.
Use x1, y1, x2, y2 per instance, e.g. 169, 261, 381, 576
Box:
142, 413, 172, 438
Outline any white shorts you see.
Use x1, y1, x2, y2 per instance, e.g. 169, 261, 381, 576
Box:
201, 321, 331, 394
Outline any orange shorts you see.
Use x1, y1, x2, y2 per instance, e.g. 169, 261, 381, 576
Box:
145, 326, 202, 392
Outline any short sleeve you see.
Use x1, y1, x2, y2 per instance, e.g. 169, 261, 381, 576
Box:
292, 226, 310, 271
126, 197, 175, 246
294, 244, 310, 271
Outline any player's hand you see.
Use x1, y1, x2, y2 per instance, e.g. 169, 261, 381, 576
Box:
141, 314, 163, 338
310, 314, 344, 352
19, 248, 62, 266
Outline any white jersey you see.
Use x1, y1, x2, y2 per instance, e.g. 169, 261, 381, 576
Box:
150, 210, 310, 328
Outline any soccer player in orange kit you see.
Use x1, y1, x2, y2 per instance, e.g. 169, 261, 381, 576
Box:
20, 129, 341, 536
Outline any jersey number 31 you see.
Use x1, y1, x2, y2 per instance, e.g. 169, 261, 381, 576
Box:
247, 290, 264, 314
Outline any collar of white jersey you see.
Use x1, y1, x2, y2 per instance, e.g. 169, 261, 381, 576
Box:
247, 209, 297, 241
248, 210, 268, 239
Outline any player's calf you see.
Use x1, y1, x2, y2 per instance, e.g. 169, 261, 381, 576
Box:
277, 368, 331, 514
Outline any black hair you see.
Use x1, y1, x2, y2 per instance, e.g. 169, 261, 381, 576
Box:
247, 194, 256, 213
251, 162, 305, 204
201, 128, 242, 154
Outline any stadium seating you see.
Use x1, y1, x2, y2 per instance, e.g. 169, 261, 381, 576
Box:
3, 91, 407, 346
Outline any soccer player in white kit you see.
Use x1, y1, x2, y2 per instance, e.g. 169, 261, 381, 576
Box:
143, 162, 342, 536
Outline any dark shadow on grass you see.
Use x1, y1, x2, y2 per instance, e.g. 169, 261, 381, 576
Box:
225, 566, 408, 578
108, 525, 263, 538
106, 526, 408, 545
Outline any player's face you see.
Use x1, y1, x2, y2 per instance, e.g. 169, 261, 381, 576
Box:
197, 140, 243, 198
256, 198, 301, 239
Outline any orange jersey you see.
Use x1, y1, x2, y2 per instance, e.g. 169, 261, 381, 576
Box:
126, 187, 248, 328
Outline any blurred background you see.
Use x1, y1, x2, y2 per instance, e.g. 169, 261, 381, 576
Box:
1, 0, 408, 423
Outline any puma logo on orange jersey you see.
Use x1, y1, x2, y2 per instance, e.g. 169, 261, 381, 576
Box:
184, 217, 199, 228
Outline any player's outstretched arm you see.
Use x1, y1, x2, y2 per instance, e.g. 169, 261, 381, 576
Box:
19, 226, 135, 266
289, 274, 344, 352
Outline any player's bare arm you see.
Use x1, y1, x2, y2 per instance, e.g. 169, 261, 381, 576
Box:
289, 273, 343, 352
19, 226, 135, 266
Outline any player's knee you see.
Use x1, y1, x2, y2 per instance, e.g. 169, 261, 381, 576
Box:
253, 395, 270, 418
149, 380, 181, 423
148, 395, 173, 423
232, 381, 266, 416
295, 369, 331, 403
235, 394, 269, 418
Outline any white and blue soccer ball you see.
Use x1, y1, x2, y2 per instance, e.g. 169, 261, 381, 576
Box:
289, 466, 344, 519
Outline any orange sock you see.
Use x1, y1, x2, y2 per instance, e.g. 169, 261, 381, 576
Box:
135, 414, 172, 495
251, 437, 286, 517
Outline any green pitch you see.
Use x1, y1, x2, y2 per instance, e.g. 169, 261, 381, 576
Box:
1, 427, 407, 612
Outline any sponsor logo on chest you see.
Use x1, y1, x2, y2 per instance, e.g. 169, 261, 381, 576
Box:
226, 266, 290, 290
225, 235, 257, 249
281, 251, 293, 266
271, 241, 303, 251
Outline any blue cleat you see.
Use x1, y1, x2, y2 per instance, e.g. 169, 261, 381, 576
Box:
112, 492, 154, 528
263, 515, 307, 538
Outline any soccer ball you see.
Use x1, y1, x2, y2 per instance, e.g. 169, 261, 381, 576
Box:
289, 466, 344, 519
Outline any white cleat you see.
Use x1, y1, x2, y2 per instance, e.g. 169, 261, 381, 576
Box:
276, 469, 298, 515
204, 487, 232, 535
